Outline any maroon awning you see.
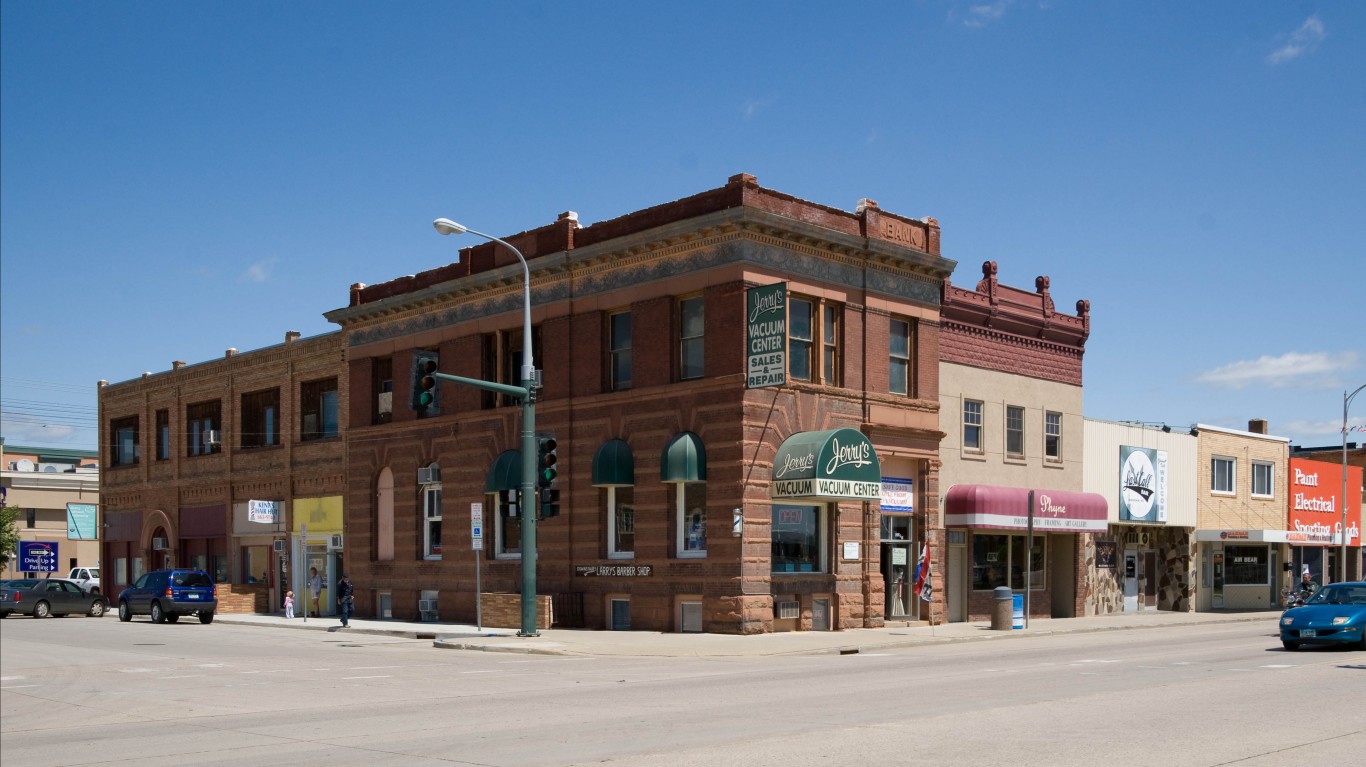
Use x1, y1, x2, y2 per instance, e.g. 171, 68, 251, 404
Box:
944, 484, 1108, 532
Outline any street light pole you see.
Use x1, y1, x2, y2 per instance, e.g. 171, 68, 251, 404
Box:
1342, 383, 1365, 584
433, 218, 540, 637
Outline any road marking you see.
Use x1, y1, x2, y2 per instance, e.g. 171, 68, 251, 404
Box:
118, 668, 157, 674
353, 665, 401, 670
1, 685, 38, 689
1072, 659, 1120, 664
460, 670, 497, 674
0, 676, 25, 681
1261, 664, 1294, 669
343, 675, 391, 680
162, 675, 204, 679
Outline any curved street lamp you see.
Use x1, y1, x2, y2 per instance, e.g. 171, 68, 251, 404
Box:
1342, 383, 1366, 583
433, 218, 540, 636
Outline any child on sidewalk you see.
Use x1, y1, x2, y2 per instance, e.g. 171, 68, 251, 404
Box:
284, 590, 295, 619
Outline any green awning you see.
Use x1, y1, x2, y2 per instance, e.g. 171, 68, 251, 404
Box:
592, 439, 635, 487
770, 428, 882, 501
484, 450, 522, 492
660, 432, 706, 482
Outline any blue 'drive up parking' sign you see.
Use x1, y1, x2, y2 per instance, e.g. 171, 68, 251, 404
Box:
19, 541, 59, 572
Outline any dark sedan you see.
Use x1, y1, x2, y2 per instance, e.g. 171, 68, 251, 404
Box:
1280, 581, 1366, 651
0, 578, 109, 618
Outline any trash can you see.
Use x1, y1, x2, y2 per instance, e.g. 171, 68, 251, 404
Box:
991, 586, 1013, 630
1012, 593, 1024, 629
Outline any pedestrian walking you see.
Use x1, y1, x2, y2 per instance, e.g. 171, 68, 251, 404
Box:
284, 590, 295, 619
337, 573, 355, 628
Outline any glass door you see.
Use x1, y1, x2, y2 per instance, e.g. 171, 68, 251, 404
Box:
880, 515, 913, 619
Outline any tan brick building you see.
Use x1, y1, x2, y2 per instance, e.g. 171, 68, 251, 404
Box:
1, 445, 101, 581
1191, 421, 1290, 611
325, 174, 954, 633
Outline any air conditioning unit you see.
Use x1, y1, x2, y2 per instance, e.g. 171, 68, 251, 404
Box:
776, 600, 800, 620
329, 534, 344, 550
272, 540, 286, 554
204, 430, 221, 447
417, 467, 441, 485
152, 537, 168, 551
418, 599, 436, 612
377, 392, 392, 416
1123, 532, 1141, 546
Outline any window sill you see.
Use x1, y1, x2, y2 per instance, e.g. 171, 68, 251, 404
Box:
677, 550, 707, 559
1250, 493, 1274, 500
607, 552, 634, 560
423, 555, 442, 561
495, 554, 523, 561
1004, 455, 1027, 465
1210, 490, 1236, 497
961, 451, 987, 462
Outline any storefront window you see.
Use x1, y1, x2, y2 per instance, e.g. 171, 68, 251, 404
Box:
241, 545, 269, 583
674, 483, 707, 558
131, 557, 144, 581
772, 504, 824, 573
971, 534, 1048, 591
115, 557, 128, 586
1224, 545, 1268, 585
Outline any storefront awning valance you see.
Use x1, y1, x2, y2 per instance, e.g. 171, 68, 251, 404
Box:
771, 428, 882, 501
593, 439, 634, 487
661, 432, 706, 482
484, 450, 522, 493
944, 484, 1108, 532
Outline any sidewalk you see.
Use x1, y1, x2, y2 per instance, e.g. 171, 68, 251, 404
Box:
214, 609, 1279, 658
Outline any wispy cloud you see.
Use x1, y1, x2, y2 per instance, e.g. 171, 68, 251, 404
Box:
1268, 15, 1326, 65
742, 98, 773, 121
1196, 351, 1360, 389
241, 258, 277, 283
964, 0, 1013, 28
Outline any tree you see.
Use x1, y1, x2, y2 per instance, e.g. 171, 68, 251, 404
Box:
0, 505, 20, 567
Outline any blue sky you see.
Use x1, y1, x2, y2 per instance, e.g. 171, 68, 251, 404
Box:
2, 1, 1363, 453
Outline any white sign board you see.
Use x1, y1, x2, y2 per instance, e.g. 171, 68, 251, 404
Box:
248, 499, 279, 524
842, 541, 860, 561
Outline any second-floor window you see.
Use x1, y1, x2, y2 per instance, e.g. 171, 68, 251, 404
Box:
1044, 411, 1062, 462
155, 409, 170, 461
609, 311, 632, 391
301, 378, 339, 440
789, 297, 842, 385
890, 318, 913, 395
963, 400, 983, 452
1006, 405, 1025, 458
482, 327, 542, 408
185, 401, 222, 457
240, 388, 280, 449
373, 356, 393, 424
1211, 456, 1235, 493
110, 415, 139, 466
679, 296, 704, 380
1251, 461, 1274, 497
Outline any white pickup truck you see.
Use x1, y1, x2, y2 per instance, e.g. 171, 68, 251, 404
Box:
68, 567, 101, 595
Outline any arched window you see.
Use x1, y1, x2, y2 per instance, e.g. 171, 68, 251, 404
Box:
377, 468, 394, 561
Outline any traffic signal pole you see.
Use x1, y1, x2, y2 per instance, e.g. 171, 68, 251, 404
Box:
430, 371, 539, 636
431, 219, 539, 637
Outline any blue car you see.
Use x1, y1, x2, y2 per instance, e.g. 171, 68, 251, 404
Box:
1280, 581, 1366, 651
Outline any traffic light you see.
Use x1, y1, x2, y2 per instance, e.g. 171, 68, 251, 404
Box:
537, 434, 559, 518
412, 355, 438, 410
539, 487, 560, 518
536, 435, 558, 487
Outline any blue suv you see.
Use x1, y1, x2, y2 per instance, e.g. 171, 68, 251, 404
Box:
118, 569, 218, 624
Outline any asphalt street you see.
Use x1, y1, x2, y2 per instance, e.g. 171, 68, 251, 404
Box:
1, 614, 1363, 766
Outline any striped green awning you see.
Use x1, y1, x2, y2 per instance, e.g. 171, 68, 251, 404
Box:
484, 450, 522, 492
660, 432, 706, 482
592, 439, 635, 487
